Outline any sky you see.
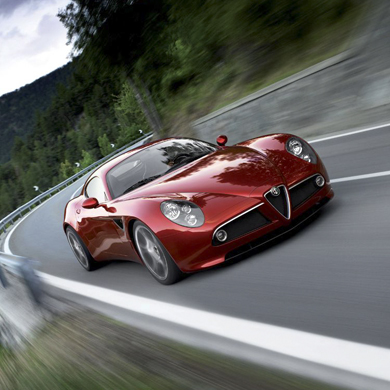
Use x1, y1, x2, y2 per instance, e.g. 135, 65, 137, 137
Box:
0, 0, 71, 96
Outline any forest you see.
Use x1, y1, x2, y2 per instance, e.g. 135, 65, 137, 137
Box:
0, 63, 73, 163
0, 0, 361, 219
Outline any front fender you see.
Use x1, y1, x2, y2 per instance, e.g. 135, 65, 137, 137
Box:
236, 133, 330, 186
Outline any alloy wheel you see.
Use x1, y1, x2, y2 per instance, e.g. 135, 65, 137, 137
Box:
134, 225, 169, 281
67, 230, 89, 268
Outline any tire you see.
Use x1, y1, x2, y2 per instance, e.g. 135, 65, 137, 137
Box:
66, 226, 98, 271
133, 221, 183, 285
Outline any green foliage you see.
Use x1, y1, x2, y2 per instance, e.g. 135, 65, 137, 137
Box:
98, 134, 113, 157
20, 163, 43, 202
59, 160, 75, 181
0, 180, 14, 218
59, 0, 169, 74
57, 0, 358, 108
79, 150, 95, 170
113, 82, 149, 146
0, 59, 148, 219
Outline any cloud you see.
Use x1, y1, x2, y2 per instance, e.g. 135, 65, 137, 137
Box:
38, 13, 61, 36
23, 14, 67, 55
0, 0, 70, 95
0, 27, 24, 39
0, 0, 50, 17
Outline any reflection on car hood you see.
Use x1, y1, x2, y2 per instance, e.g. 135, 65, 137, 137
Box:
120, 146, 283, 199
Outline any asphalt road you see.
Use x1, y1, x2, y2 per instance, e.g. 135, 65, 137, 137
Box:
6, 125, 390, 350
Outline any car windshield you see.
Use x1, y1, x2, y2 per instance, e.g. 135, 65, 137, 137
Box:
106, 139, 216, 199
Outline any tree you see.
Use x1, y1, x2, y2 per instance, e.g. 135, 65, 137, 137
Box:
60, 159, 75, 180
11, 137, 31, 175
114, 82, 149, 135
79, 150, 95, 169
98, 133, 113, 156
58, 0, 168, 135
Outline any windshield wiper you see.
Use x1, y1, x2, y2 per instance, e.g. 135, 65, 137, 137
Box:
165, 152, 209, 174
122, 174, 162, 195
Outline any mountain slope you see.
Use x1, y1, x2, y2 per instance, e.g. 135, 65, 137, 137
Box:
0, 63, 73, 163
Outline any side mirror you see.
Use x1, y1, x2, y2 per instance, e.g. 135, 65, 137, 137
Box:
216, 135, 228, 146
82, 197, 99, 209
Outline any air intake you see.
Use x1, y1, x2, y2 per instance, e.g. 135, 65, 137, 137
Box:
212, 207, 270, 246
289, 175, 322, 209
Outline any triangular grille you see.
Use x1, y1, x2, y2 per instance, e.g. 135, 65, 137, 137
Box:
265, 185, 290, 219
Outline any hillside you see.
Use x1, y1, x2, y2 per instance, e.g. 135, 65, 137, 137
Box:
0, 63, 73, 163
0, 60, 149, 219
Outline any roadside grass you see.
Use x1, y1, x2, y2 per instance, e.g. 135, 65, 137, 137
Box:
0, 309, 345, 390
163, 2, 366, 137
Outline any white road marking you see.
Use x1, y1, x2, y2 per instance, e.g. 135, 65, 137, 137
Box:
37, 271, 390, 382
3, 178, 84, 255
310, 122, 390, 144
4, 201, 49, 254
331, 170, 390, 183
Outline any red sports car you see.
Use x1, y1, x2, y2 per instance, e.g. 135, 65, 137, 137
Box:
64, 134, 333, 284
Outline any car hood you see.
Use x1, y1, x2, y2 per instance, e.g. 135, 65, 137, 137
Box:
120, 146, 284, 200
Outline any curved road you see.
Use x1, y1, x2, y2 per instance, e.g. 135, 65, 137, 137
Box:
5, 125, 390, 354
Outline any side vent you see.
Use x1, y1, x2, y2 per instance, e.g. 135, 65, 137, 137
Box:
113, 218, 124, 230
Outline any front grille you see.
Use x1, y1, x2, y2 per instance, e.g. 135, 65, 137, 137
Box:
213, 208, 270, 246
265, 186, 289, 219
290, 175, 321, 209
225, 197, 331, 261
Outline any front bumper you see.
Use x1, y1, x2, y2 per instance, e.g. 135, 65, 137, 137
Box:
225, 193, 332, 261
159, 175, 334, 273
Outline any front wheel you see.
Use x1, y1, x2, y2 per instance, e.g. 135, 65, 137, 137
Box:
133, 221, 183, 285
66, 226, 98, 271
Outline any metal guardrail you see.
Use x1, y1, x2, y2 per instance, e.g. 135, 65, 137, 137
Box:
0, 132, 153, 234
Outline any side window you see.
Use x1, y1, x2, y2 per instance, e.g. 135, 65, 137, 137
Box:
85, 177, 107, 203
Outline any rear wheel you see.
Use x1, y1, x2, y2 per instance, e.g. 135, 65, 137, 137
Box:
66, 226, 98, 271
133, 221, 183, 285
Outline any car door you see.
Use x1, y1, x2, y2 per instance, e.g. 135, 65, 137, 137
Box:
77, 176, 131, 261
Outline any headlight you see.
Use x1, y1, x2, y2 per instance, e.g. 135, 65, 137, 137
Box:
286, 137, 317, 164
161, 201, 205, 227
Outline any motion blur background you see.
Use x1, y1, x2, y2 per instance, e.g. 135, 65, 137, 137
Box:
3, 0, 390, 389
0, 0, 365, 219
